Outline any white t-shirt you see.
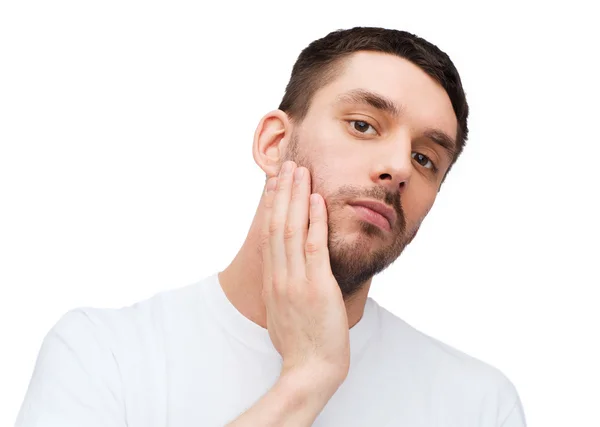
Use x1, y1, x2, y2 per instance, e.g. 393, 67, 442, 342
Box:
16, 273, 526, 427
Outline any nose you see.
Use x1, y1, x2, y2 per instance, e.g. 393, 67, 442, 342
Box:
370, 132, 412, 195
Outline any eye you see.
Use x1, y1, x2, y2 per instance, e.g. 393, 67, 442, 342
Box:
411, 152, 435, 170
349, 120, 377, 135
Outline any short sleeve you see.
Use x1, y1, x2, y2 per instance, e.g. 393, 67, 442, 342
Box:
497, 376, 526, 427
499, 397, 526, 427
15, 309, 126, 427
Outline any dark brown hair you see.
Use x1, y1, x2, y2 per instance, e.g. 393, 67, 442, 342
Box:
278, 27, 469, 173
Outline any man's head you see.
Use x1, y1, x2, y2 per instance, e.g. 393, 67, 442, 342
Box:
253, 27, 469, 299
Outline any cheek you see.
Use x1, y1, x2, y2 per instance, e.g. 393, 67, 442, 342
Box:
403, 189, 435, 225
308, 164, 335, 198
302, 119, 351, 157
298, 136, 347, 193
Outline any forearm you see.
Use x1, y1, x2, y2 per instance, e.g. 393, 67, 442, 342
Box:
226, 367, 341, 427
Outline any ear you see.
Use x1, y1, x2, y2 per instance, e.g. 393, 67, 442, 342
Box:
252, 110, 292, 178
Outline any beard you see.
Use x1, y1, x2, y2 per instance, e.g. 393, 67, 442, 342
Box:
282, 133, 414, 301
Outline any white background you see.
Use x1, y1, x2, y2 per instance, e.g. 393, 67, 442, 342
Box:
1, 0, 598, 425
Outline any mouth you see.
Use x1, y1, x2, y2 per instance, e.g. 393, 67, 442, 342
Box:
347, 200, 396, 232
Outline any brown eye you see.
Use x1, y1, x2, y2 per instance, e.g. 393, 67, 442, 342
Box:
411, 152, 434, 169
349, 120, 377, 135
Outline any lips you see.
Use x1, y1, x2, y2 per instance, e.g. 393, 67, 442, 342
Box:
348, 200, 397, 229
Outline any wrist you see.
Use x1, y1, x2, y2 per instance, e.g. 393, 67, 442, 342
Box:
282, 357, 349, 385
279, 362, 345, 404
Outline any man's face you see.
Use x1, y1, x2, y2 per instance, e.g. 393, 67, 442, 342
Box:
283, 51, 458, 299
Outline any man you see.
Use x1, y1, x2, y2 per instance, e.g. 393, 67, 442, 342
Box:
17, 27, 526, 426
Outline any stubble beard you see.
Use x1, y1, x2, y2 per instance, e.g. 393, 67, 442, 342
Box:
282, 133, 412, 300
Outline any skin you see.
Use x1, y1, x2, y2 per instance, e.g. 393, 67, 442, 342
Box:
222, 51, 458, 426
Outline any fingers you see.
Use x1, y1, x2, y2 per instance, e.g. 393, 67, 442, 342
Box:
305, 192, 332, 282
269, 161, 296, 290
285, 165, 311, 279
260, 176, 278, 296
262, 159, 329, 293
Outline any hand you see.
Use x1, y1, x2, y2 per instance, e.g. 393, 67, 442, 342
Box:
260, 160, 351, 385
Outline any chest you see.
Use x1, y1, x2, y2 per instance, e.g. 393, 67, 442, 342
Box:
160, 348, 487, 427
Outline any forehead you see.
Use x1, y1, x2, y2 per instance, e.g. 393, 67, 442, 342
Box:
311, 51, 458, 138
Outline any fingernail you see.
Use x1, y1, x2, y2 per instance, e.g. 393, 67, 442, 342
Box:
293, 167, 304, 183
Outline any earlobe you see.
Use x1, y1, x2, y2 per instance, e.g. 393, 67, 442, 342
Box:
252, 110, 291, 177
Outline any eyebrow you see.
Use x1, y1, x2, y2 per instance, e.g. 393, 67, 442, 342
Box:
423, 128, 458, 160
335, 88, 457, 159
335, 88, 402, 118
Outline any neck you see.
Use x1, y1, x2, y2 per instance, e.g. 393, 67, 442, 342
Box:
218, 192, 372, 330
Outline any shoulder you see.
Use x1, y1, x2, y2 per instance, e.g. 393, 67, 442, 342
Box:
375, 302, 512, 380
51, 274, 214, 352
17, 276, 217, 426
373, 301, 524, 423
